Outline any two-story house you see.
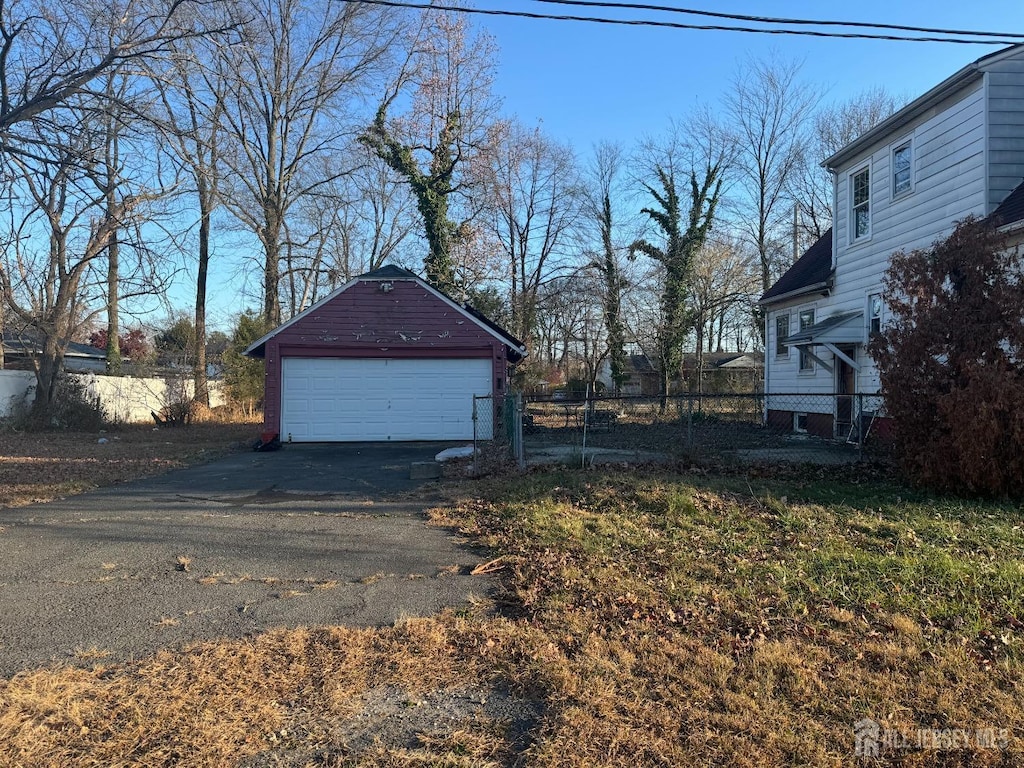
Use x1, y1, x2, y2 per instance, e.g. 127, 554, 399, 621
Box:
759, 43, 1024, 439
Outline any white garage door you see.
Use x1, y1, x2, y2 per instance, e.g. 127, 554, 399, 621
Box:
281, 357, 494, 442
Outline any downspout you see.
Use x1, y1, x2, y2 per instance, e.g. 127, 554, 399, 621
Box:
763, 308, 769, 426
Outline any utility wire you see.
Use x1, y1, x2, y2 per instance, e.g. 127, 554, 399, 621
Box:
532, 0, 1024, 41
346, 0, 1023, 45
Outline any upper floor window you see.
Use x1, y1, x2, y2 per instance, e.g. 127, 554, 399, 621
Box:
892, 141, 912, 197
851, 167, 870, 241
869, 293, 883, 337
798, 309, 815, 371
775, 314, 790, 358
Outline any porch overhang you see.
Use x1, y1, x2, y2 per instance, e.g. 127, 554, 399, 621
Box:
784, 311, 864, 374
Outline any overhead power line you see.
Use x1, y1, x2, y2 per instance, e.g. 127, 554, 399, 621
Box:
347, 0, 1024, 45
532, 0, 1024, 41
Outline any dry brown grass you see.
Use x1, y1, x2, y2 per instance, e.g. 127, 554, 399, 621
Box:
0, 619, 549, 768
0, 422, 259, 508
2, 469, 1022, 766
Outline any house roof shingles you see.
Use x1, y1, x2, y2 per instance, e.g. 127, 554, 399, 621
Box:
1, 331, 106, 360
759, 228, 833, 306
990, 180, 1024, 228
357, 264, 418, 280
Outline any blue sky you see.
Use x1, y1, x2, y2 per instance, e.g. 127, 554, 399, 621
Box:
482, 1, 1024, 148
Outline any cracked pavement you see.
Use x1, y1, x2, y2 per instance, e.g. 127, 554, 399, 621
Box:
0, 443, 491, 677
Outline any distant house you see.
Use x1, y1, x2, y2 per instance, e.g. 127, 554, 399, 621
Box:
1, 332, 107, 374
597, 351, 763, 396
760, 42, 1024, 439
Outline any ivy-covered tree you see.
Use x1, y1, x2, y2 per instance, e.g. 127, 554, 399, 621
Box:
870, 218, 1024, 496
361, 107, 462, 291
359, 7, 499, 295
630, 163, 723, 408
586, 142, 628, 396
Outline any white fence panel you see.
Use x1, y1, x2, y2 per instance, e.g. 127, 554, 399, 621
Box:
0, 370, 35, 414
0, 369, 225, 423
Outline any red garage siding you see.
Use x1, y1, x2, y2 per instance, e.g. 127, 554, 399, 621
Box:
254, 272, 521, 440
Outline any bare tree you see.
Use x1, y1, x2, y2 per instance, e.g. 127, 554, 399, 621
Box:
789, 87, 902, 241
535, 272, 604, 389
98, 73, 130, 375
0, 111, 145, 415
484, 121, 584, 355
91, 67, 168, 378
214, 0, 399, 325
689, 236, 760, 393
360, 5, 499, 293
725, 55, 818, 295
0, 0, 228, 150
151, 31, 229, 405
286, 148, 418, 302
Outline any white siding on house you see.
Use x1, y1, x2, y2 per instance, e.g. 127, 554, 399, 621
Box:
769, 77, 991, 403
985, 56, 1024, 210
765, 300, 836, 403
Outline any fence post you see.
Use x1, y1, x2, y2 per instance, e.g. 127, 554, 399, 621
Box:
580, 389, 590, 469
857, 392, 864, 462
515, 392, 526, 469
472, 396, 478, 475
686, 394, 694, 455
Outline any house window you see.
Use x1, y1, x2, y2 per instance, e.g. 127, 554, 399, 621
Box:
892, 141, 912, 197
851, 167, 870, 241
775, 314, 790, 358
794, 413, 809, 433
799, 309, 815, 371
869, 293, 882, 337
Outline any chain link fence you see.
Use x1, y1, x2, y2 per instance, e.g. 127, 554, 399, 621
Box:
515, 392, 888, 466
473, 393, 524, 471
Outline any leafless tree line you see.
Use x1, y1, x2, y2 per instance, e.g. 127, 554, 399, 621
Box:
0, 0, 902, 415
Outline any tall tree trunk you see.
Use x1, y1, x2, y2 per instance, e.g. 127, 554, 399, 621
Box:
31, 336, 64, 418
598, 193, 626, 396
263, 119, 283, 325
194, 180, 212, 407
263, 212, 282, 326
103, 98, 122, 375
105, 231, 121, 374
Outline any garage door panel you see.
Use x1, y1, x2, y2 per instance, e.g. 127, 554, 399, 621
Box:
281, 357, 493, 442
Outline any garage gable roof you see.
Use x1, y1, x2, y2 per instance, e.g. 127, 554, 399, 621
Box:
244, 265, 527, 360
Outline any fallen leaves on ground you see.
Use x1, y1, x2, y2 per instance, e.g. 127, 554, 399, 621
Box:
0, 423, 257, 508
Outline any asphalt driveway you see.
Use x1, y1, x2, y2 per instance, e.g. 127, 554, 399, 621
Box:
0, 443, 489, 677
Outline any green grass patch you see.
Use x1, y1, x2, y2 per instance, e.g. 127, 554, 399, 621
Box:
443, 468, 1024, 764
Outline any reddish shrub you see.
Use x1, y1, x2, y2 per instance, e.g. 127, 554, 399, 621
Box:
869, 218, 1024, 496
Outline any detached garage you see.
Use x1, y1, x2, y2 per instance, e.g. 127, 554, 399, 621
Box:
245, 266, 526, 443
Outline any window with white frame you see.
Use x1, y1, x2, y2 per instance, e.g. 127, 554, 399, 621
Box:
775, 314, 790, 358
851, 167, 870, 241
798, 309, 815, 371
892, 141, 912, 197
868, 293, 883, 337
